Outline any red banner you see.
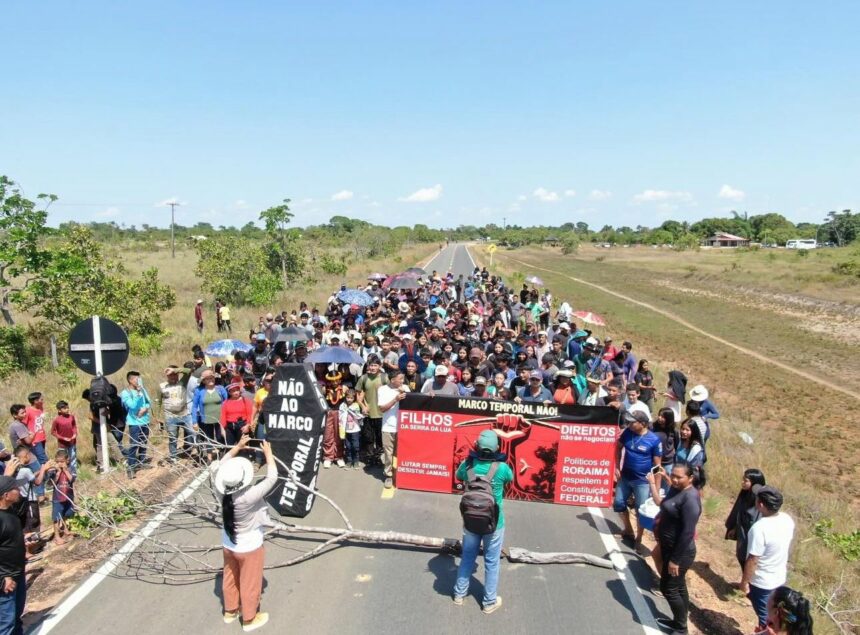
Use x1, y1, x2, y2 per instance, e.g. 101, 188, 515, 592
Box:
396, 394, 619, 507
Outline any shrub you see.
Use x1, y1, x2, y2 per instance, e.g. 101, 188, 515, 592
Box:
319, 254, 348, 276
0, 325, 43, 378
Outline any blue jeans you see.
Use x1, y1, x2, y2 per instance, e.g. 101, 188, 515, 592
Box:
344, 432, 361, 465
613, 477, 651, 513
748, 584, 773, 629
127, 425, 150, 471
165, 415, 195, 459
0, 571, 26, 635
32, 441, 48, 497
453, 527, 505, 607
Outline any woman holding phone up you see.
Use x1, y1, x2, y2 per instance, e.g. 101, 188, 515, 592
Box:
646, 463, 702, 635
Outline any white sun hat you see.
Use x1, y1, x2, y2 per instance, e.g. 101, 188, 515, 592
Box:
689, 385, 709, 402
214, 457, 255, 496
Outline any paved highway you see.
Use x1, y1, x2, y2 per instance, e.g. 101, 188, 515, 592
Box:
423, 243, 477, 279
35, 244, 668, 635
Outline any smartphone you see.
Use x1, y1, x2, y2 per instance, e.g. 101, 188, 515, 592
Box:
650, 465, 662, 475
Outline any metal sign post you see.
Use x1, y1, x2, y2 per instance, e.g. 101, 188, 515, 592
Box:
68, 316, 130, 474
92, 318, 111, 473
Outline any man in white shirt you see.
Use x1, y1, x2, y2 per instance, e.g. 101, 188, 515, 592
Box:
622, 384, 652, 421
741, 485, 795, 632
378, 372, 408, 490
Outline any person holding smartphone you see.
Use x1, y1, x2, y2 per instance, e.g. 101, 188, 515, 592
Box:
646, 463, 702, 635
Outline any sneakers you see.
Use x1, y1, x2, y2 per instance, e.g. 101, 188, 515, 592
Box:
452, 595, 464, 606
223, 610, 239, 624
242, 612, 269, 632
352, 463, 361, 470
482, 596, 503, 614
323, 460, 332, 469
655, 617, 687, 634
384, 478, 393, 489
336, 459, 346, 468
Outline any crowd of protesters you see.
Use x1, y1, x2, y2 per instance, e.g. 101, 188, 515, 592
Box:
0, 263, 811, 634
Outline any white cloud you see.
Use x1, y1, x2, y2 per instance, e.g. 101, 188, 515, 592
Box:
588, 189, 613, 201
517, 194, 527, 201
331, 189, 354, 201
532, 187, 560, 202
96, 206, 120, 218
234, 199, 248, 209
718, 184, 745, 201
563, 189, 577, 198
156, 197, 186, 207
632, 189, 693, 204
398, 184, 443, 203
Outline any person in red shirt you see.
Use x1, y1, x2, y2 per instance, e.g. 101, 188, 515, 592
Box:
25, 392, 48, 503
51, 400, 78, 474
220, 383, 254, 448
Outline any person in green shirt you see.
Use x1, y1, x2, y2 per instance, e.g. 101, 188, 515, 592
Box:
452, 430, 513, 614
355, 356, 388, 466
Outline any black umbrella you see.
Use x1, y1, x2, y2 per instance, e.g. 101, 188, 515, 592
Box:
275, 326, 311, 343
405, 267, 426, 275
389, 275, 422, 290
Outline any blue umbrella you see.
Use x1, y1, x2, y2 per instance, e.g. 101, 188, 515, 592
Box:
336, 289, 375, 307
306, 345, 365, 365
205, 339, 253, 357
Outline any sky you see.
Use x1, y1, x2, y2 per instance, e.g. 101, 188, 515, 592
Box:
2, 2, 858, 230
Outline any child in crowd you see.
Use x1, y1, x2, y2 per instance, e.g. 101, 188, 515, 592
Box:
338, 389, 364, 469
12, 445, 53, 553
51, 400, 78, 473
46, 448, 76, 545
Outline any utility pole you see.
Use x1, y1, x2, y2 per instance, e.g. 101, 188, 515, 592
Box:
168, 201, 180, 258
503, 217, 506, 231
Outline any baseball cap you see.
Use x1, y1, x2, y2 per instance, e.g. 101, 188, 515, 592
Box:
476, 429, 500, 453
0, 475, 24, 497
558, 322, 571, 331
434, 365, 449, 376
474, 376, 487, 385
529, 370, 543, 380
256, 333, 266, 341
622, 410, 650, 425
753, 485, 784, 511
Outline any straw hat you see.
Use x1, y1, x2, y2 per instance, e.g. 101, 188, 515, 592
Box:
689, 385, 709, 402
214, 458, 255, 496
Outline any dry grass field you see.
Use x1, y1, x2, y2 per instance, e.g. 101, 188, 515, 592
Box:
477, 243, 860, 634
1, 241, 437, 473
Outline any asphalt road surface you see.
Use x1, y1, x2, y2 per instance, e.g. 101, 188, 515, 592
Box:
424, 243, 476, 279
36, 245, 669, 635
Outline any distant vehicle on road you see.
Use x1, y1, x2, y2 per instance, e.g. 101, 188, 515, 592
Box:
786, 239, 817, 250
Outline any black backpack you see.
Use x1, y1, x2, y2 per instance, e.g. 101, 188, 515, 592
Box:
459, 462, 500, 535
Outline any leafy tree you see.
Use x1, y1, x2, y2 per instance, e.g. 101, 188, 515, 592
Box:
195, 235, 282, 306
560, 232, 580, 255
822, 210, 858, 246
259, 199, 306, 286
0, 176, 55, 308
13, 225, 176, 336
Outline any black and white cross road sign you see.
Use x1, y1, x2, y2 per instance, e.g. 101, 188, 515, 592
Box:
68, 316, 130, 376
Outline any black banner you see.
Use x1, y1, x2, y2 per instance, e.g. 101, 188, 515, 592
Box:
262, 364, 327, 517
